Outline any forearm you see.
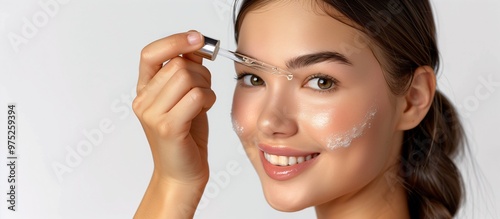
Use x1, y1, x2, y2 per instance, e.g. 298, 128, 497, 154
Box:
134, 172, 206, 219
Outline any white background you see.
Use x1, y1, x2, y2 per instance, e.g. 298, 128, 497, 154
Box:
0, 0, 499, 218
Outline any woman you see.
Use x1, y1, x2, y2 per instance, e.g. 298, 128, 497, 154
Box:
133, 0, 465, 218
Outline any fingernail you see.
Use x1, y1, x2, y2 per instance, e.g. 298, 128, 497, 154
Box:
187, 32, 202, 45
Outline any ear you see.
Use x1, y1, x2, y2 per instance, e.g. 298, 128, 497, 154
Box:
396, 66, 436, 131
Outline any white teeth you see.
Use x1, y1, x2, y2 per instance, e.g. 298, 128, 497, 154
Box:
269, 154, 279, 165
278, 156, 288, 166
264, 152, 318, 166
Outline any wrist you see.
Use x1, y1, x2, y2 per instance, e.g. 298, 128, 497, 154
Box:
134, 172, 207, 219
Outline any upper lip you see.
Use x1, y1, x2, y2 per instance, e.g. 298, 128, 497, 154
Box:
258, 143, 319, 157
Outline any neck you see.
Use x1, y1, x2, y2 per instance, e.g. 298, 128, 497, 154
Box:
315, 171, 410, 219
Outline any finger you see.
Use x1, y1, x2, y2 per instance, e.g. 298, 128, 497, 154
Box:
163, 88, 216, 137
146, 68, 211, 117
134, 57, 211, 113
145, 57, 211, 97
191, 113, 209, 154
183, 30, 204, 64
137, 31, 204, 93
182, 52, 204, 64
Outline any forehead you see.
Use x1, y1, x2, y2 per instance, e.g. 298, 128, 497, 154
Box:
237, 1, 370, 64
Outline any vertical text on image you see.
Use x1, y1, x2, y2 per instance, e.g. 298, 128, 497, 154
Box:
6, 104, 18, 211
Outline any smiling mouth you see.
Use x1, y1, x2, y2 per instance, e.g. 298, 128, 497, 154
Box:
263, 152, 320, 166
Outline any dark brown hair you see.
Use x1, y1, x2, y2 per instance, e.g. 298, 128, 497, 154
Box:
233, 1, 465, 218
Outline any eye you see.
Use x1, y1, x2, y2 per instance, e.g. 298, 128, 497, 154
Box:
304, 74, 338, 92
237, 73, 265, 86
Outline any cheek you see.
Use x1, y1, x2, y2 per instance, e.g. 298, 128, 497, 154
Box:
330, 105, 396, 187
231, 90, 265, 167
231, 97, 246, 136
298, 100, 378, 151
231, 117, 245, 136
231, 90, 258, 140
310, 111, 333, 129
303, 102, 395, 202
325, 106, 377, 149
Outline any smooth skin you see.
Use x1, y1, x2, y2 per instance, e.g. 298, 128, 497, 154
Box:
133, 2, 435, 219
231, 2, 435, 219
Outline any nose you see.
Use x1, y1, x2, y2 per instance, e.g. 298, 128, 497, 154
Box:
257, 93, 298, 138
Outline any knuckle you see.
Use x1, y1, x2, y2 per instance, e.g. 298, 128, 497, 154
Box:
168, 57, 186, 69
205, 90, 217, 109
189, 87, 204, 102
140, 46, 155, 63
156, 117, 173, 138
200, 66, 212, 85
209, 90, 217, 104
135, 86, 142, 96
132, 97, 144, 116
141, 108, 156, 127
173, 68, 194, 84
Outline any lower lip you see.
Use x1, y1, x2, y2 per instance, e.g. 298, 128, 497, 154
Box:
259, 151, 318, 181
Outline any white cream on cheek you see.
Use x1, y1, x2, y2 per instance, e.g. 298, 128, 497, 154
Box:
325, 106, 377, 150
231, 117, 245, 136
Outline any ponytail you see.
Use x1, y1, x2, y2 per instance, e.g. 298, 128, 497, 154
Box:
402, 90, 465, 219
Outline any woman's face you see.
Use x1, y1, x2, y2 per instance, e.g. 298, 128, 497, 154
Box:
231, 1, 404, 211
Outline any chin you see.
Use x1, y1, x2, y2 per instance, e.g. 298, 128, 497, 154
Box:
263, 188, 312, 212
257, 173, 319, 212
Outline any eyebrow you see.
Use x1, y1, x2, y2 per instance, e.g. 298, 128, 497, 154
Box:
285, 51, 352, 70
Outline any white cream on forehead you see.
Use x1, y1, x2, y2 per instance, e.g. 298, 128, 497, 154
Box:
325, 106, 377, 150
